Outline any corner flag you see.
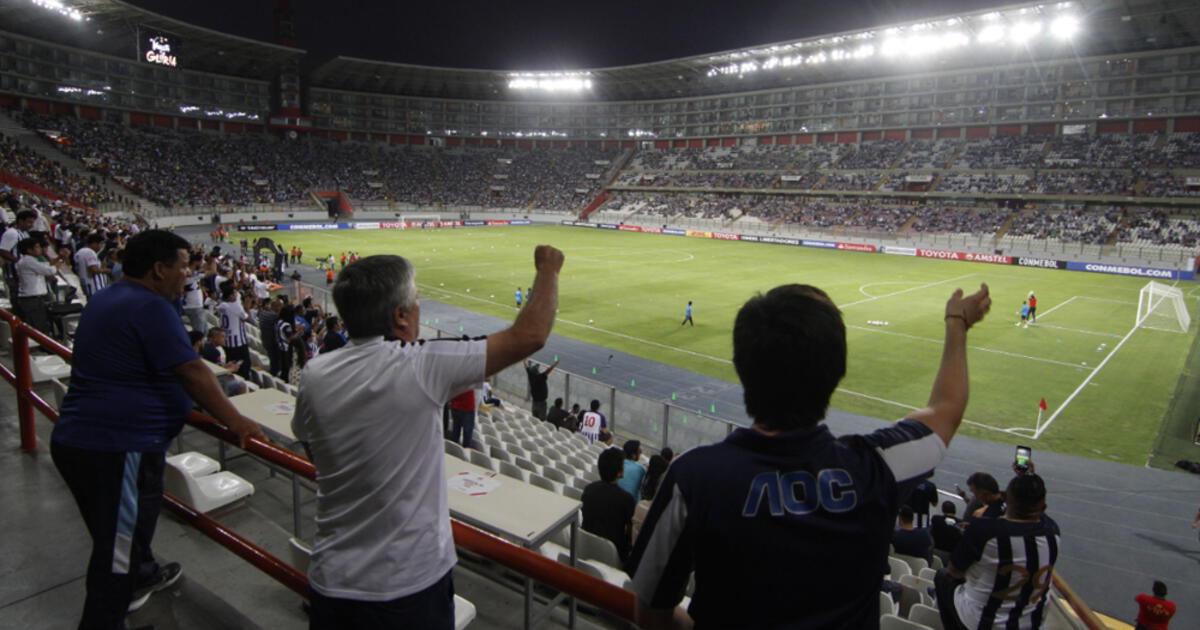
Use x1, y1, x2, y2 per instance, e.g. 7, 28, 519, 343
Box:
1035, 398, 1047, 435
1039, 398, 1047, 411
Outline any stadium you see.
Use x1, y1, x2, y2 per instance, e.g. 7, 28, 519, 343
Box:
0, 0, 1198, 627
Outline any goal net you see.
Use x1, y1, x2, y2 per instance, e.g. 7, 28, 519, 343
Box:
1136, 281, 1192, 333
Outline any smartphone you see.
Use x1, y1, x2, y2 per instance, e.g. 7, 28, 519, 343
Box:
1014, 445, 1032, 472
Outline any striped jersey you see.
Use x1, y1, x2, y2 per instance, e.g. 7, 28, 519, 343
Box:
73, 247, 107, 296
952, 515, 1061, 630
628, 419, 947, 629
216, 299, 249, 348
579, 410, 606, 441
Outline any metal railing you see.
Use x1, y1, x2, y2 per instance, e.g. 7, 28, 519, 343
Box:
1, 309, 636, 623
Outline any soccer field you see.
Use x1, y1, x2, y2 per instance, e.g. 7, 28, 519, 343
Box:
269, 225, 1198, 464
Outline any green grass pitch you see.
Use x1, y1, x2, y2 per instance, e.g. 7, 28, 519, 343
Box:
270, 224, 1197, 464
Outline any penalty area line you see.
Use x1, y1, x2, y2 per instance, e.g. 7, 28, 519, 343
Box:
1033, 321, 1139, 439
840, 274, 976, 309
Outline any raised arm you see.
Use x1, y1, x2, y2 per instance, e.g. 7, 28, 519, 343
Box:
907, 284, 991, 446
485, 246, 564, 376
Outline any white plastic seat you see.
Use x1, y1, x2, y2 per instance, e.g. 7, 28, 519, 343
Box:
578, 529, 621, 567
469, 449, 495, 471
880, 613, 933, 630
444, 440, 467, 460
31, 355, 71, 382
164, 462, 254, 513
880, 591, 896, 617
563, 485, 583, 501
918, 567, 937, 582
166, 452, 220, 478
498, 461, 526, 482
908, 603, 943, 630
542, 467, 568, 485
514, 456, 539, 476
895, 553, 930, 575
887, 556, 913, 581
530, 452, 551, 467
528, 473, 556, 493
453, 594, 475, 630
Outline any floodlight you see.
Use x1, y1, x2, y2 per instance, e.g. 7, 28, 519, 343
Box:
853, 44, 875, 59
1050, 15, 1080, 39
977, 24, 1005, 44
1009, 21, 1042, 44
880, 38, 904, 57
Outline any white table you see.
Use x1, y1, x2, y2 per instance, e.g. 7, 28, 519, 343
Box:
227, 388, 308, 545
444, 453, 581, 628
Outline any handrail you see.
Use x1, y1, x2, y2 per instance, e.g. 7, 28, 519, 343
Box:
2, 308, 637, 622
1052, 572, 1108, 630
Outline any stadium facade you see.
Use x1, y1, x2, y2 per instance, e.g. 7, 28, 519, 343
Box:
1, 0, 1199, 145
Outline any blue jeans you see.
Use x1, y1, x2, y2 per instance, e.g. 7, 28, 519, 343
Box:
450, 409, 475, 449
309, 570, 454, 630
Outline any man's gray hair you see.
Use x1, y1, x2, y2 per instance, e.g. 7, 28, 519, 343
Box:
332, 255, 417, 338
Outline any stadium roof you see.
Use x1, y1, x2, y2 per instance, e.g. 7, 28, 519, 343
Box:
0, 0, 303, 80
308, 0, 1200, 102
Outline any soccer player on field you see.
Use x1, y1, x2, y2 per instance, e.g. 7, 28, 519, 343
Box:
1028, 292, 1038, 323
1018, 300, 1030, 328
515, 287, 523, 308
681, 301, 694, 327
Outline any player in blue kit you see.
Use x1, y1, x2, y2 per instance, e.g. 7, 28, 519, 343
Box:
1018, 300, 1030, 327
628, 282, 991, 629
515, 287, 523, 308
680, 301, 694, 327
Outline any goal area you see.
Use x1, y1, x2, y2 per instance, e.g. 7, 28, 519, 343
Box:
1136, 281, 1192, 333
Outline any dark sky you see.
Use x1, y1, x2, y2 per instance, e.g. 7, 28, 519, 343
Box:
128, 0, 1014, 70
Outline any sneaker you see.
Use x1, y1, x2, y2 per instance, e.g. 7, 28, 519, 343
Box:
128, 562, 182, 612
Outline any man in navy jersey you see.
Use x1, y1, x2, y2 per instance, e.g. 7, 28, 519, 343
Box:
628, 282, 991, 629
51, 230, 266, 629
936, 473, 1060, 630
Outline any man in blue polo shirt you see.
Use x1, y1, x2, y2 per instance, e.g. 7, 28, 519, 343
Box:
51, 230, 266, 630
628, 282, 991, 629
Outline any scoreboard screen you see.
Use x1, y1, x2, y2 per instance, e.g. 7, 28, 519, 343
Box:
138, 28, 181, 68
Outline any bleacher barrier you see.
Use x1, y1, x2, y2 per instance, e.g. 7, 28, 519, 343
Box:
0, 308, 637, 625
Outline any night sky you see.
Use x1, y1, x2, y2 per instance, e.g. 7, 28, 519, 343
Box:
126, 0, 1015, 70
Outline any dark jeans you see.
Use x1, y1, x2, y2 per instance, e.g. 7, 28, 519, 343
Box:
309, 570, 454, 630
225, 344, 251, 379
531, 400, 548, 421
450, 409, 475, 449
934, 568, 969, 630
15, 295, 50, 335
51, 441, 165, 630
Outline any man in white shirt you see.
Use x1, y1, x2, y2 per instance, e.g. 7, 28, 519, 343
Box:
215, 283, 251, 379
73, 233, 109, 298
14, 238, 61, 333
292, 246, 564, 629
0, 210, 36, 296
182, 257, 207, 335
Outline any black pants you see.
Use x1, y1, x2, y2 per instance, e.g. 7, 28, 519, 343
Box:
16, 295, 51, 335
278, 346, 294, 383
51, 441, 165, 630
450, 409, 475, 449
934, 568, 969, 630
309, 569, 454, 630
225, 344, 251, 379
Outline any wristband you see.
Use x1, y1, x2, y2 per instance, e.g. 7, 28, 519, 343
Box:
944, 313, 969, 326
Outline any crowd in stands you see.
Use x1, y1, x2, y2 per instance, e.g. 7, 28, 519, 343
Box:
14, 111, 618, 212
0, 134, 115, 208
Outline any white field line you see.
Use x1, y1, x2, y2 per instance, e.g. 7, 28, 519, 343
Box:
858, 281, 919, 298
1031, 296, 1076, 320
1032, 321, 1140, 440
1075, 296, 1138, 306
834, 389, 1020, 435
1033, 323, 1123, 339
840, 274, 976, 309
846, 325, 1094, 371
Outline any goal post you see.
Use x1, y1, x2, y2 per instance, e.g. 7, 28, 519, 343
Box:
1136, 281, 1192, 333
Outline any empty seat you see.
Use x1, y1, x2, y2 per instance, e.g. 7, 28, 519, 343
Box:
918, 568, 937, 582
31, 355, 71, 382
498, 461, 526, 482
468, 450, 495, 471
489, 446, 512, 463
514, 457, 539, 475
166, 452, 220, 478
895, 553, 929, 575
908, 604, 943, 630
887, 556, 912, 581
530, 452, 551, 467
453, 594, 475, 630
542, 467, 568, 485
572, 476, 591, 492
445, 440, 467, 460
563, 485, 583, 501
880, 591, 896, 617
528, 473, 556, 493
880, 613, 932, 630
164, 462, 253, 513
